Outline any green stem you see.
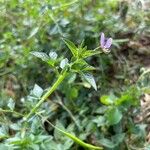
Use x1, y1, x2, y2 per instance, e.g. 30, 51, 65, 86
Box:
37, 113, 103, 150
25, 69, 67, 120
55, 92, 80, 129
0, 108, 23, 117
93, 46, 101, 51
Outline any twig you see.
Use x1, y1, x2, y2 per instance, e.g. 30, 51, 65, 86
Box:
0, 108, 24, 117
55, 92, 80, 129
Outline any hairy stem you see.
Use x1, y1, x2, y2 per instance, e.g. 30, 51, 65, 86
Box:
25, 69, 67, 120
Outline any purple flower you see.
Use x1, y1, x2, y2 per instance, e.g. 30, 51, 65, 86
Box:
100, 32, 112, 53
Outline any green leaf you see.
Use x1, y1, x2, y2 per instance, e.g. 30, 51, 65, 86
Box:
93, 116, 106, 127
28, 27, 39, 39
63, 139, 74, 150
63, 39, 78, 57
67, 73, 76, 84
31, 51, 57, 67
10, 123, 21, 131
0, 126, 9, 138
7, 98, 15, 110
0, 144, 12, 150
99, 133, 125, 148
60, 58, 68, 69
82, 73, 97, 90
49, 51, 58, 60
115, 87, 140, 106
71, 59, 95, 72
112, 133, 125, 145
99, 138, 116, 148
115, 94, 131, 106
32, 84, 43, 98
100, 95, 117, 105
30, 144, 39, 150
95, 106, 107, 114
105, 107, 122, 125
31, 52, 49, 62
83, 65, 96, 71
69, 87, 78, 99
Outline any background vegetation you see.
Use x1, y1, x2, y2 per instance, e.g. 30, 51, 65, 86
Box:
0, 0, 150, 149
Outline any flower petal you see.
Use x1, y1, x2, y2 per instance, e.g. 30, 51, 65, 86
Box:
104, 38, 112, 49
100, 32, 105, 48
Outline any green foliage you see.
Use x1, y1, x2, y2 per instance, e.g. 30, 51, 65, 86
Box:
0, 0, 149, 149
63, 39, 78, 58
99, 133, 125, 149
82, 73, 97, 91
105, 107, 122, 125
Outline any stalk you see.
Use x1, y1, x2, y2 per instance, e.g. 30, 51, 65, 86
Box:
25, 70, 67, 120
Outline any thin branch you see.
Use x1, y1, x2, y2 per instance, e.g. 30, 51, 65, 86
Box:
0, 108, 24, 117
55, 92, 80, 129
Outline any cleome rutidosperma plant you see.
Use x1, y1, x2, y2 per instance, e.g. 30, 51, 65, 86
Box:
0, 32, 147, 149
25, 32, 113, 120
0, 30, 146, 149
23, 33, 112, 149
0, 33, 113, 150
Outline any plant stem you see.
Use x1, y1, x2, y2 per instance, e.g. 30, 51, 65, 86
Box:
0, 108, 24, 117
25, 69, 67, 120
55, 92, 80, 129
93, 46, 101, 51
36, 112, 103, 150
